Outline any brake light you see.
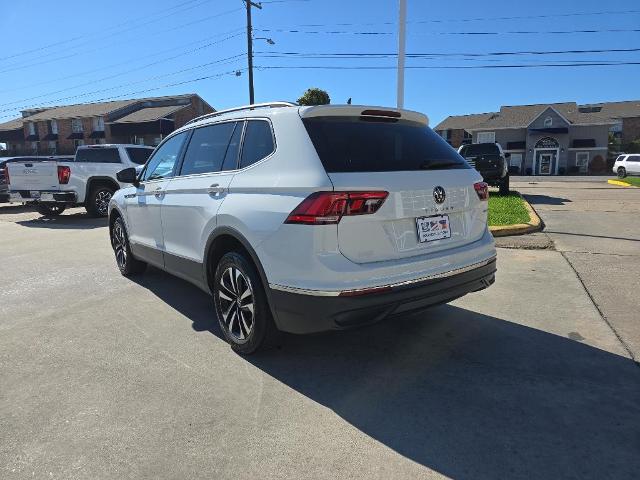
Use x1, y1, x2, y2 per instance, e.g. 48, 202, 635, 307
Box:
2, 165, 8, 185
474, 182, 489, 201
57, 165, 71, 184
285, 191, 389, 225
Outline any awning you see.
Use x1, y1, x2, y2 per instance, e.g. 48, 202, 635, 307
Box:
529, 127, 569, 134
89, 130, 106, 139
0, 128, 23, 142
42, 133, 58, 141
67, 132, 84, 140
25, 134, 39, 141
571, 138, 596, 148
109, 119, 175, 136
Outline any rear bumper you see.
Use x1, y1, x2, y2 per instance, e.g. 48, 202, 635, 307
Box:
8, 191, 77, 203
269, 257, 496, 334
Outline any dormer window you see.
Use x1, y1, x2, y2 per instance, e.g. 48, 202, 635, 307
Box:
544, 116, 553, 128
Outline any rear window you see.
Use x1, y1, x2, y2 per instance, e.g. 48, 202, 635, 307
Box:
126, 147, 153, 165
75, 148, 120, 163
302, 117, 469, 172
459, 143, 500, 156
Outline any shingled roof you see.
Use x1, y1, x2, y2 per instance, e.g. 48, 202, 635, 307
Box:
110, 105, 188, 124
435, 100, 640, 132
0, 118, 24, 132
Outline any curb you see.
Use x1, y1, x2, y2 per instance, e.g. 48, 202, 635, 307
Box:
607, 179, 636, 187
489, 192, 543, 238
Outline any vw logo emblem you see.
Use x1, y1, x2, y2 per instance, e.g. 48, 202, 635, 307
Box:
433, 186, 446, 204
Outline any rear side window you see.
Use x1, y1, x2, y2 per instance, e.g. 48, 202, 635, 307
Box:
180, 122, 237, 176
628, 155, 640, 162
459, 144, 500, 157
126, 147, 153, 165
303, 117, 469, 172
75, 148, 120, 163
240, 120, 275, 169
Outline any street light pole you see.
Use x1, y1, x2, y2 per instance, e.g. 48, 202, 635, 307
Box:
396, 0, 407, 109
245, 0, 262, 104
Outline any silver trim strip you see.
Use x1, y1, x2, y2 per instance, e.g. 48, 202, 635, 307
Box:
269, 255, 497, 297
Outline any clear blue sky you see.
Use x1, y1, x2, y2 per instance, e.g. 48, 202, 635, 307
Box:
1, 0, 639, 126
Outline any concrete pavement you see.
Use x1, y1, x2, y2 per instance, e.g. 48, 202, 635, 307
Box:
1, 204, 639, 479
516, 179, 640, 360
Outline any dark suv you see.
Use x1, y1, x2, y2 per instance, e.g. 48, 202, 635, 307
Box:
458, 143, 509, 194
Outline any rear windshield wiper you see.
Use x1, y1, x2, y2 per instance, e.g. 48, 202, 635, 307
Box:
420, 160, 462, 170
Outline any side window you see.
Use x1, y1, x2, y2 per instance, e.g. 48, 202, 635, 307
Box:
75, 148, 120, 163
240, 120, 275, 169
221, 122, 243, 171
126, 147, 153, 165
180, 122, 237, 176
142, 132, 187, 181
628, 155, 640, 162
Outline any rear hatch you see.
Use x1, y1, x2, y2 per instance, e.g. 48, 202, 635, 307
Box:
7, 161, 60, 191
301, 108, 487, 264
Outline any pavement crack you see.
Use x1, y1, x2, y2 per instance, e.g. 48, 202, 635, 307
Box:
559, 251, 638, 366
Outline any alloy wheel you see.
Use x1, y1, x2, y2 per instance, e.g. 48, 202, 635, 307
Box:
112, 222, 127, 269
218, 266, 254, 342
96, 190, 113, 216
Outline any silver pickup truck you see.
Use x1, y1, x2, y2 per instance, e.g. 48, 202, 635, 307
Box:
6, 144, 153, 216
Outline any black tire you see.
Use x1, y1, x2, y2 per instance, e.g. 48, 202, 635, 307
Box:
86, 185, 115, 217
617, 167, 627, 179
110, 217, 146, 276
36, 203, 66, 216
213, 251, 278, 354
498, 175, 510, 195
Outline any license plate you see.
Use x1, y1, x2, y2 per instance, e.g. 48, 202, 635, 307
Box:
40, 193, 54, 202
416, 215, 451, 243
30, 190, 40, 199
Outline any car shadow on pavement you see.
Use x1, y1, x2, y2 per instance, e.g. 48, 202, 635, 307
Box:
128, 270, 640, 479
521, 194, 572, 205
247, 306, 640, 480
16, 212, 107, 230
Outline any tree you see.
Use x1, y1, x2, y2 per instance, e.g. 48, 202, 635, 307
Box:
297, 88, 330, 106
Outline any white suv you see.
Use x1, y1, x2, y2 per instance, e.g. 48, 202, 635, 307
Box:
613, 154, 640, 178
108, 102, 496, 354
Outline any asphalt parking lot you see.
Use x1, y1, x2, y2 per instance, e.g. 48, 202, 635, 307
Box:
1, 181, 639, 479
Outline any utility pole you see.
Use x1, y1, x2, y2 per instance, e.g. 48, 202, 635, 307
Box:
245, 0, 262, 104
396, 0, 407, 109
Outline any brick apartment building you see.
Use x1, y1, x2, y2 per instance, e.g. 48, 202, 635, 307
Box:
0, 94, 213, 156
435, 100, 640, 175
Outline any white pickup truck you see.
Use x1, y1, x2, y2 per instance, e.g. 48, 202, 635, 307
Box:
6, 144, 154, 216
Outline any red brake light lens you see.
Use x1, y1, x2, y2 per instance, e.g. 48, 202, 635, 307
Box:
285, 191, 389, 225
2, 165, 8, 185
57, 165, 71, 184
474, 182, 489, 201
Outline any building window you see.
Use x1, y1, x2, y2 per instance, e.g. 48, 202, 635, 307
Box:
48, 141, 58, 154
49, 119, 58, 134
95, 138, 106, 145
477, 132, 495, 144
74, 139, 85, 148
92, 116, 105, 132
462, 131, 472, 145
544, 116, 553, 128
509, 153, 523, 169
28, 122, 36, 136
31, 141, 39, 153
72, 118, 83, 133
576, 152, 589, 173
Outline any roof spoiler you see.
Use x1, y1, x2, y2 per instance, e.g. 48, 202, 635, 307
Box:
299, 105, 429, 126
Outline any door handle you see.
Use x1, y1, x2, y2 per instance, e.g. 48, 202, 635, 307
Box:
207, 183, 225, 195
154, 186, 164, 198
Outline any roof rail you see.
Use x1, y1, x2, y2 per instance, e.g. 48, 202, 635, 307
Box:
184, 101, 297, 126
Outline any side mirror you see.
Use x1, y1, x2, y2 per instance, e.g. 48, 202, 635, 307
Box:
504, 152, 511, 158
116, 167, 139, 186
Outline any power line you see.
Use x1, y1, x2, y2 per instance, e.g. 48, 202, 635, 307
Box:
0, 0, 219, 63
0, 31, 245, 107
0, 54, 247, 114
0, 69, 247, 121
255, 62, 640, 70
0, 5, 244, 74
253, 27, 640, 36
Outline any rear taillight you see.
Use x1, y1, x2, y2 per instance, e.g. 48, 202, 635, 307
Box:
474, 182, 489, 201
285, 191, 389, 225
2, 165, 8, 185
57, 165, 71, 184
